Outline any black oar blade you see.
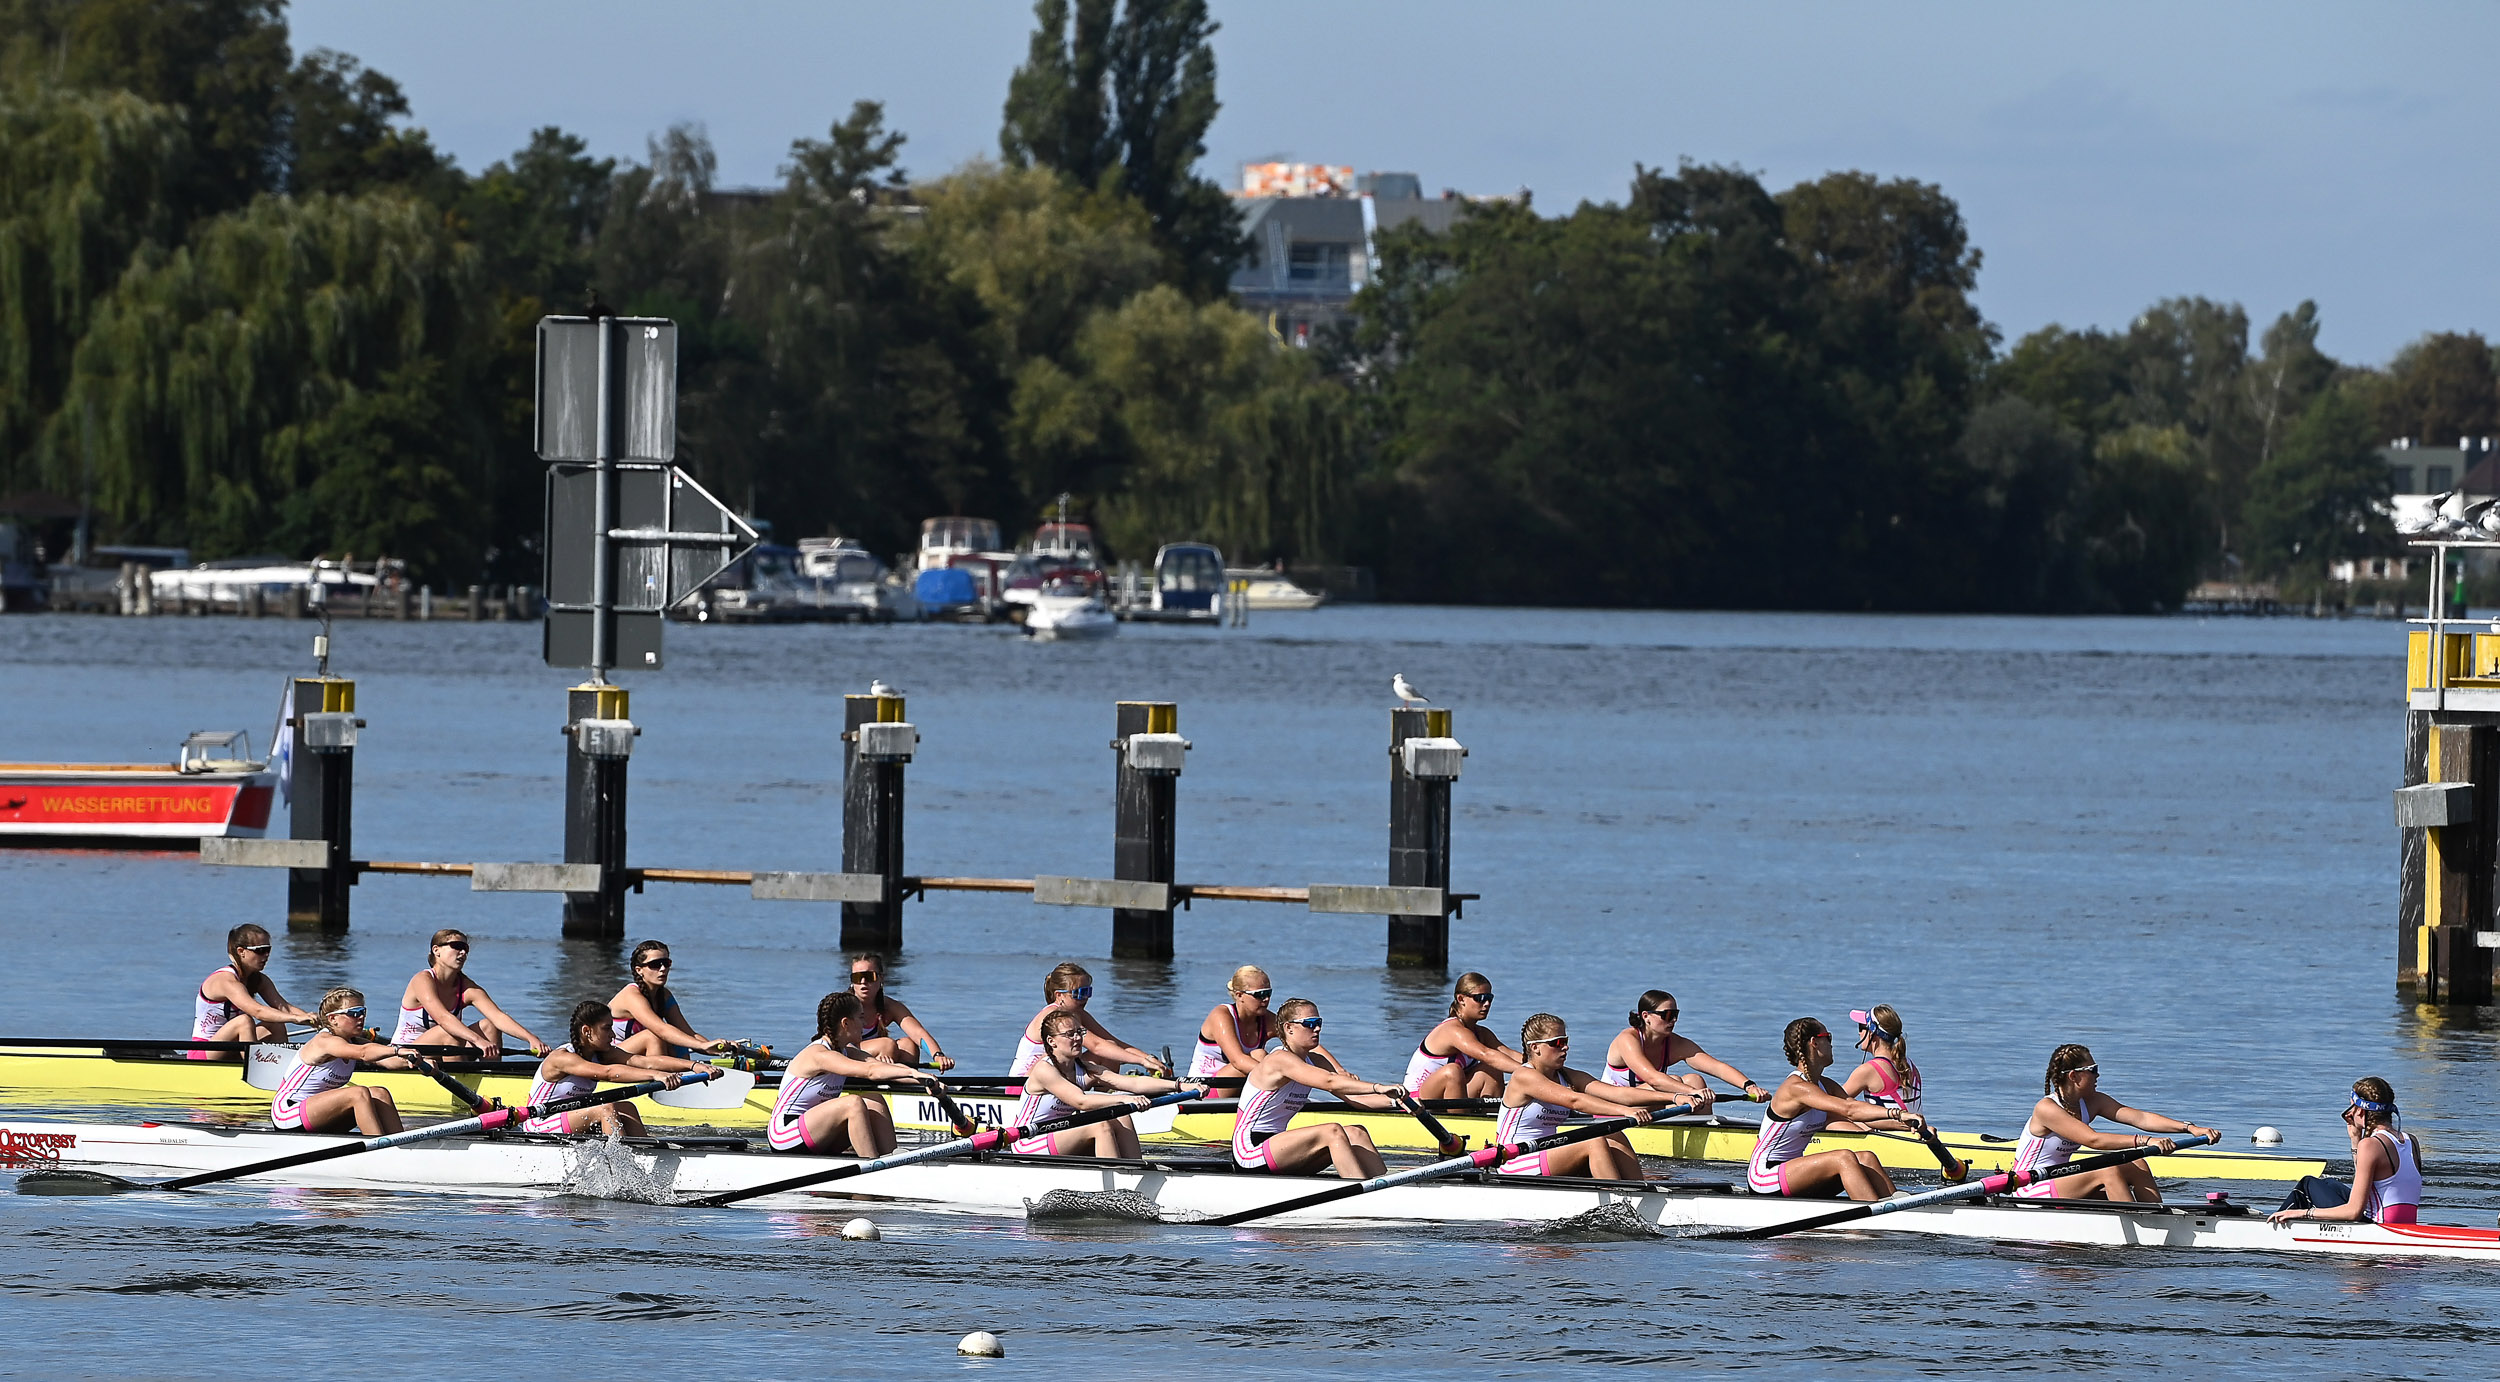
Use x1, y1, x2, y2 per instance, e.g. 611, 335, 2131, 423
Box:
17, 1168, 153, 1195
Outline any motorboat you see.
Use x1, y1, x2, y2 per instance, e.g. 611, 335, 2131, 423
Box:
1023, 582, 1117, 640
1228, 568, 1327, 610
0, 730, 276, 844
796, 539, 920, 622
1149, 543, 1225, 621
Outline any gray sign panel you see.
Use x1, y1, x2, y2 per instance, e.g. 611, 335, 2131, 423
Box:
542, 462, 756, 670
535, 317, 677, 461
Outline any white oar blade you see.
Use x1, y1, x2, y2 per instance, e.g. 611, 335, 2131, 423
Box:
244, 1044, 301, 1092
650, 1068, 757, 1110
1132, 1099, 1181, 1136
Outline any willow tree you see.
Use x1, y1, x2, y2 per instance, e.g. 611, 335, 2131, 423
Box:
54, 190, 489, 574
0, 82, 187, 490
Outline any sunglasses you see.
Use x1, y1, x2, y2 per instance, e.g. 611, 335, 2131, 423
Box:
1647, 1009, 1678, 1022
1532, 1036, 1569, 1049
850, 972, 881, 983
1241, 987, 1273, 1002
438, 941, 470, 952
237, 944, 273, 955
1286, 1016, 1322, 1031
1047, 1027, 1085, 1042
1462, 991, 1493, 1004
639, 959, 673, 970
1057, 985, 1094, 1000
335, 1006, 367, 1021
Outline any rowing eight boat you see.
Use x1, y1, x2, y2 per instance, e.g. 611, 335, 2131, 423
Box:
0, 1044, 2322, 1180
0, 1116, 2475, 1262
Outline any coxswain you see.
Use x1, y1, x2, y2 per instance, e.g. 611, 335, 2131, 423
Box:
1746, 1017, 1922, 1200
271, 989, 410, 1135
767, 991, 935, 1157
1010, 1009, 1200, 1158
607, 940, 735, 1060
1491, 1013, 1695, 1179
1231, 999, 1402, 1177
521, 1000, 696, 1138
2271, 1078, 2423, 1227
2009, 1044, 2218, 1202
1006, 962, 1166, 1079
393, 929, 545, 1057
1833, 1003, 1922, 1125
845, 953, 954, 1072
1601, 990, 1770, 1104
1189, 964, 1278, 1078
1404, 971, 1523, 1099
191, 924, 314, 1059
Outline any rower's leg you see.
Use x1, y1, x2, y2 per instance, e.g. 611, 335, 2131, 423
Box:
1346, 1126, 1386, 1178
1587, 1134, 1645, 1181
1855, 1151, 1896, 1197
615, 1029, 663, 1059
615, 1101, 648, 1137
838, 1094, 897, 1157
1461, 1066, 1505, 1098
2116, 1160, 2161, 1203
1104, 1116, 1142, 1158
857, 1035, 908, 1064
1412, 1065, 1461, 1101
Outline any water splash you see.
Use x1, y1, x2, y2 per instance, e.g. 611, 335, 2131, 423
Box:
1023, 1189, 1199, 1223
562, 1130, 673, 1204
1527, 1202, 1664, 1239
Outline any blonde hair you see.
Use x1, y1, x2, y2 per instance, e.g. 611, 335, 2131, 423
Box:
1520, 1012, 1566, 1047
1863, 1003, 1907, 1059
1043, 961, 1091, 1000
1449, 972, 1492, 1017
1276, 997, 1318, 1024
1228, 964, 1269, 994
317, 988, 365, 1019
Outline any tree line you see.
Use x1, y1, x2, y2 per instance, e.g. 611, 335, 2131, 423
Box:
3, 0, 2491, 609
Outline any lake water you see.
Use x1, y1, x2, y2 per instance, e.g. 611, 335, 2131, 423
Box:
4, 607, 2494, 1378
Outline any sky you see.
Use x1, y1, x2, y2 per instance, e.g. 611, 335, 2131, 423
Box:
292, 1, 2499, 365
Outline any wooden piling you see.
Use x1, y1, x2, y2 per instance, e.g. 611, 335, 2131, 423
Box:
1112, 701, 1179, 959
840, 692, 909, 951
286, 677, 357, 931
2399, 709, 2429, 994
560, 683, 632, 940
2417, 724, 2498, 1005
1388, 707, 1454, 969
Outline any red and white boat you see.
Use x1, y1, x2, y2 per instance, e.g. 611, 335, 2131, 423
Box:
0, 731, 276, 844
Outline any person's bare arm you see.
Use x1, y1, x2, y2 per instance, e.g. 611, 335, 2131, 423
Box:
211, 971, 313, 1025
463, 986, 545, 1054
887, 1000, 953, 1070
612, 989, 720, 1054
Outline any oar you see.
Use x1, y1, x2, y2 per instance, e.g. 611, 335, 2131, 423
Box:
1714, 1132, 2221, 1240
923, 1080, 980, 1137
398, 1048, 490, 1113
20, 1068, 726, 1195
1910, 1122, 1969, 1183
1391, 1088, 1468, 1155
687, 1088, 1201, 1208
1205, 1102, 1697, 1228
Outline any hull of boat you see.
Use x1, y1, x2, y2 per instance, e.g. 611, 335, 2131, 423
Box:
0, 1048, 2323, 1182
0, 767, 275, 840
0, 1116, 2478, 1261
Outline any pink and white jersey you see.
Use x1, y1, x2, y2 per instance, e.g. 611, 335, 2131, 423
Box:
1192, 1006, 1275, 1077
1007, 1007, 1058, 1078
2359, 1129, 2423, 1224
1493, 1090, 1574, 1175
1862, 1056, 1923, 1117
392, 973, 475, 1044
1402, 1031, 1476, 1093
271, 1051, 353, 1130
1746, 1090, 1834, 1195
1601, 1032, 1669, 1088
1010, 1063, 1097, 1154
192, 966, 244, 1060
2008, 1098, 2091, 1198
1230, 1076, 1315, 1170
522, 1045, 600, 1134
768, 1039, 851, 1153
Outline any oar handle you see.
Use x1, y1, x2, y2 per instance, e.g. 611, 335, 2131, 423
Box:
401, 1049, 489, 1113
1724, 1132, 2221, 1240
1391, 1089, 1467, 1155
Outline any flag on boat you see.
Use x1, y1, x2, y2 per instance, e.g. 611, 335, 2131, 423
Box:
270, 680, 294, 809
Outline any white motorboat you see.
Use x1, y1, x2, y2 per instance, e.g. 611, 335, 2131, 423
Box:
1023, 586, 1117, 640
5, 1115, 2492, 1262
1228, 570, 1327, 610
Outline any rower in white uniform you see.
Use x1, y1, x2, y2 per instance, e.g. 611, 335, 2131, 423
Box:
272, 989, 413, 1135
1231, 999, 1402, 1177
2271, 1078, 2424, 1227
1006, 962, 1165, 1080
394, 929, 545, 1058
1189, 964, 1279, 1078
2009, 1043, 2217, 1203
1010, 1010, 1201, 1158
845, 953, 953, 1072
1600, 990, 1769, 1104
1404, 972, 1523, 1099
191, 924, 314, 1058
768, 991, 934, 1156
1492, 1014, 1696, 1180
607, 940, 736, 1060
1745, 1017, 1920, 1200
521, 1000, 696, 1138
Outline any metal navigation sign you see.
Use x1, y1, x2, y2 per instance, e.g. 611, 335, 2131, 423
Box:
534, 314, 756, 672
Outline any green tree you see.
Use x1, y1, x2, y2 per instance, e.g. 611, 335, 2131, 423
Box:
2240, 382, 2390, 576
2377, 331, 2498, 445
1000, 0, 1237, 296
281, 47, 448, 200
2244, 300, 2336, 474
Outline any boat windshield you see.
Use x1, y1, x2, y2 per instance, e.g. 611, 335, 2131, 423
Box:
1158, 547, 1224, 592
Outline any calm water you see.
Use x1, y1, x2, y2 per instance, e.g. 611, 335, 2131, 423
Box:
4, 607, 2495, 1377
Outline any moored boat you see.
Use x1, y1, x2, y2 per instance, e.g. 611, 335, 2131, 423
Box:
0, 732, 275, 845
0, 1114, 2481, 1260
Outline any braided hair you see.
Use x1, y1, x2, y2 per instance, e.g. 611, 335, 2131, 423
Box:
2043, 1043, 2095, 1096
1781, 1017, 1827, 1068
816, 990, 862, 1041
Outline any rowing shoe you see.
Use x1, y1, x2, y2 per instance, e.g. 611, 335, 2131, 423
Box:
16, 1069, 727, 1195
1713, 1132, 2222, 1240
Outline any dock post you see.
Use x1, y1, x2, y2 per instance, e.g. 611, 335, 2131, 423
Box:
840, 692, 910, 951
2410, 722, 2497, 1004
286, 676, 359, 930
1112, 701, 1180, 959
1388, 707, 1455, 968
560, 683, 634, 940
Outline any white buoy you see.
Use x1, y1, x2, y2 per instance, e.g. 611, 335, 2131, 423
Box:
2253, 1126, 2282, 1144
958, 1331, 1005, 1358
842, 1217, 881, 1241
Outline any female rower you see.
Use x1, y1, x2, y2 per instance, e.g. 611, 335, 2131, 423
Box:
521, 1000, 695, 1138
191, 924, 315, 1058
272, 989, 410, 1135
607, 940, 735, 1060
2010, 1044, 2219, 1203
1011, 1009, 1200, 1158
1601, 990, 1770, 1104
393, 929, 546, 1058
1834, 1003, 1921, 1125
1746, 1018, 1923, 1201
1189, 964, 1279, 1078
2271, 1078, 2423, 1227
1492, 1014, 1695, 1180
1232, 999, 1402, 1177
1006, 962, 1167, 1079
768, 991, 935, 1157
1404, 971, 1524, 1099
845, 953, 954, 1072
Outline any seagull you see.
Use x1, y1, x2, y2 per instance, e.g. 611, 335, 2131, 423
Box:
1392, 674, 1429, 707
2397, 491, 2456, 537
869, 679, 903, 698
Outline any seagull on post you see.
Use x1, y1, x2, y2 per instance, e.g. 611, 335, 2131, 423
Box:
869, 679, 903, 698
1392, 674, 1429, 707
